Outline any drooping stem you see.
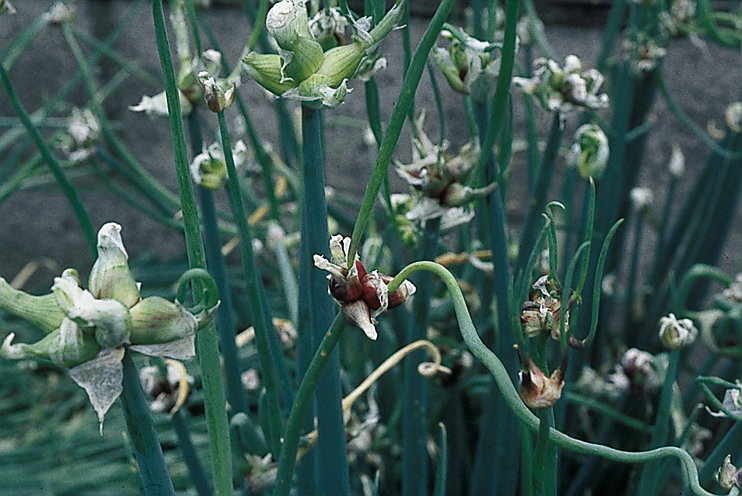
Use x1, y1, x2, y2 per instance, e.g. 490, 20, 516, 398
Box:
387, 261, 723, 496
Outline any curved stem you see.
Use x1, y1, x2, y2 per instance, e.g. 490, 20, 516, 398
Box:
388, 261, 723, 496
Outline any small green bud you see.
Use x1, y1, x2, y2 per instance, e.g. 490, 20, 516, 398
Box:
566, 123, 609, 180
0, 277, 65, 334
285, 73, 349, 109
431, 47, 468, 94
717, 455, 740, 492
129, 296, 198, 345
197, 71, 236, 113
190, 143, 228, 190
367, 0, 405, 45
54, 269, 132, 349
316, 43, 367, 87
443, 181, 498, 208
1, 319, 100, 368
88, 223, 140, 308
266, 0, 324, 82
658, 313, 698, 350
242, 52, 299, 96
266, 0, 312, 45
49, 318, 102, 367
2, 331, 57, 363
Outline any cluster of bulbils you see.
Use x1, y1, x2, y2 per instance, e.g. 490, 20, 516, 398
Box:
517, 275, 571, 409
242, 0, 404, 109
313, 235, 415, 340
0, 223, 218, 430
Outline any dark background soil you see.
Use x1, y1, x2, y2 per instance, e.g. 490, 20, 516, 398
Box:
1, 0, 741, 290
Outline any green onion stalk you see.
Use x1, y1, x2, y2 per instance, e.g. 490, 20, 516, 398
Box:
151, 0, 232, 493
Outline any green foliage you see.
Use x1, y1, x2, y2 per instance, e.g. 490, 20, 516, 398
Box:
3, 0, 742, 495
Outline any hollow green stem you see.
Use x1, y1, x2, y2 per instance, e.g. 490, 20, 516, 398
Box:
217, 110, 284, 455
532, 407, 557, 496
299, 104, 350, 494
347, 0, 456, 266
274, 313, 347, 496
388, 261, 722, 496
151, 1, 232, 493
120, 351, 176, 496
636, 349, 680, 495
403, 217, 440, 496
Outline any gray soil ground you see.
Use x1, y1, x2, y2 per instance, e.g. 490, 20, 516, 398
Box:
2, 1, 742, 289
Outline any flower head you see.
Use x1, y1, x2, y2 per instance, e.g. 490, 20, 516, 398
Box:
43, 1, 74, 24
55, 108, 100, 163
431, 27, 505, 103
717, 455, 742, 492
520, 275, 568, 340
518, 353, 567, 409
1, 223, 218, 430
630, 186, 653, 211
0, 1, 16, 16
313, 235, 415, 339
394, 112, 494, 231
243, 0, 404, 109
658, 313, 698, 349
620, 34, 667, 75
513, 55, 608, 116
139, 360, 193, 414
198, 71, 236, 113
190, 141, 229, 190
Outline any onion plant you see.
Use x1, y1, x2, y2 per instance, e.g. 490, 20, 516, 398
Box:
3, 0, 742, 495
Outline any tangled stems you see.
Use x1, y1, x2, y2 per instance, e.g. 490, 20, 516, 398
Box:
387, 261, 725, 496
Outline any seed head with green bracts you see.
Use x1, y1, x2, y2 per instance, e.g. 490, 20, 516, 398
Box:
393, 111, 497, 241
432, 26, 507, 103
242, 0, 405, 108
1, 223, 219, 430
513, 54, 609, 117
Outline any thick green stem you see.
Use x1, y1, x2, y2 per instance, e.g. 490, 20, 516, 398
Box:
151, 1, 232, 493
299, 105, 351, 495
120, 351, 176, 496
274, 314, 347, 496
402, 217, 440, 496
218, 111, 284, 456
